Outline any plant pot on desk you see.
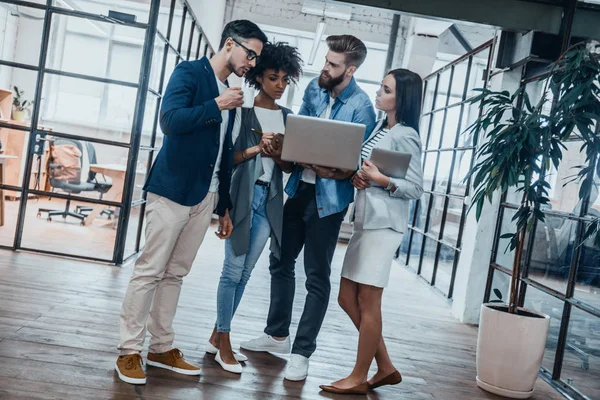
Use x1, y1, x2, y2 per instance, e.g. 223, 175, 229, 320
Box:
12, 110, 25, 122
476, 303, 550, 399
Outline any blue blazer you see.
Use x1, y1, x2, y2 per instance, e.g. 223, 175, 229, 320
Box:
144, 57, 235, 216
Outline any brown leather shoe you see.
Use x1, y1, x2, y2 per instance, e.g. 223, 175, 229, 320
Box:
319, 382, 369, 395
368, 370, 402, 389
115, 354, 146, 385
147, 348, 201, 376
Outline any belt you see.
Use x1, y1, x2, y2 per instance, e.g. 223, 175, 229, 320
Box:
256, 180, 270, 187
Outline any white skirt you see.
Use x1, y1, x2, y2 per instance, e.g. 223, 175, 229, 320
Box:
341, 192, 403, 288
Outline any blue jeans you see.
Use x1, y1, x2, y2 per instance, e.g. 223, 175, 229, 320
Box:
216, 184, 271, 333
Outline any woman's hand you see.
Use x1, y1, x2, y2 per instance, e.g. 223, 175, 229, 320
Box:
352, 171, 371, 190
360, 160, 390, 188
259, 132, 275, 156
264, 133, 283, 158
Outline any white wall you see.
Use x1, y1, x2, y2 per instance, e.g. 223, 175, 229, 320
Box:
225, 0, 395, 45
0, 6, 17, 92
11, 16, 42, 101
188, 0, 228, 49
0, 5, 43, 116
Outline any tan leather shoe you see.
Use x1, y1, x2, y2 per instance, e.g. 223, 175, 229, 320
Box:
115, 354, 146, 385
147, 348, 201, 376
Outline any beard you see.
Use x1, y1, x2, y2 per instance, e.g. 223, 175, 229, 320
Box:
318, 70, 346, 90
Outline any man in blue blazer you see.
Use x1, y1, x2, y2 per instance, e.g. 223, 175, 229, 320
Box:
115, 20, 268, 385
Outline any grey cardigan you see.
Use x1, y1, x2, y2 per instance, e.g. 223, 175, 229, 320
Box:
228, 106, 292, 258
353, 119, 424, 232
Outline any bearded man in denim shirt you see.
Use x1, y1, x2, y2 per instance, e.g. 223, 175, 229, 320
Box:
241, 35, 376, 382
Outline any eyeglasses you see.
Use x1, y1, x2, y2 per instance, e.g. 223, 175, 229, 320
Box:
232, 38, 260, 62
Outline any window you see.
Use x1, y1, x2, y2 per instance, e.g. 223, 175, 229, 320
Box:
258, 25, 388, 112
43, 13, 144, 135
485, 75, 600, 399
400, 42, 494, 298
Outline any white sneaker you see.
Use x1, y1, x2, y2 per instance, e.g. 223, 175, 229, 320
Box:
204, 341, 248, 362
215, 351, 243, 374
240, 334, 291, 354
284, 354, 309, 381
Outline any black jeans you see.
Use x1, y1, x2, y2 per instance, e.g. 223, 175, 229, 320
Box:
264, 182, 347, 358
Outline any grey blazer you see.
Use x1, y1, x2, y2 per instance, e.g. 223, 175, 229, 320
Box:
353, 119, 424, 232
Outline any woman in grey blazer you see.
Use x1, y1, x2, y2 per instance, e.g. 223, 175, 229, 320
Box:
320, 69, 424, 395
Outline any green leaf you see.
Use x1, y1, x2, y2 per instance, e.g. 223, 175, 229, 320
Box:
476, 197, 484, 221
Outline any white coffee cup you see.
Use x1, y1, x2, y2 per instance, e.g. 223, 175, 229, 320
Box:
242, 85, 256, 108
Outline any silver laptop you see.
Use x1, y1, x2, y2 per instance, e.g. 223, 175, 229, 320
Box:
370, 148, 412, 179
281, 114, 366, 170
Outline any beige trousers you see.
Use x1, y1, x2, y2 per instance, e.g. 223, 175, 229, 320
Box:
118, 191, 217, 355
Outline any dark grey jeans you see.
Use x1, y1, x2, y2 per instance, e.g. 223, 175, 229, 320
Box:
264, 182, 347, 358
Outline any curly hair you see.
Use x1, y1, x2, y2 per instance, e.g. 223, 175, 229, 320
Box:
245, 42, 303, 91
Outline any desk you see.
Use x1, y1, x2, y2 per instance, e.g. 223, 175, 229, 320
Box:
0, 119, 47, 195
85, 164, 145, 226
0, 154, 18, 227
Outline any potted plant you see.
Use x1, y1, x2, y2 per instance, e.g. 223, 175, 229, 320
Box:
465, 40, 600, 399
12, 86, 32, 122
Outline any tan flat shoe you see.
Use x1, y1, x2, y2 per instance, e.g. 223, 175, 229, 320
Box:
319, 382, 369, 395
368, 370, 402, 389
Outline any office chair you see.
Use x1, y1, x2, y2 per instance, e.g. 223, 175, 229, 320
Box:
74, 142, 114, 219
37, 138, 105, 224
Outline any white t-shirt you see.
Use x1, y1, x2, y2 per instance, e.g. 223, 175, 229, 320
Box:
301, 95, 335, 184
254, 106, 285, 183
209, 76, 230, 193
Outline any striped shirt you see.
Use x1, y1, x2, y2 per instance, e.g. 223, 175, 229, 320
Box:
361, 127, 389, 160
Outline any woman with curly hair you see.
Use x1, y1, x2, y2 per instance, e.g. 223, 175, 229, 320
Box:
205, 42, 303, 374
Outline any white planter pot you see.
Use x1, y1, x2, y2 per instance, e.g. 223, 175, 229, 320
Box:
12, 110, 25, 122
476, 303, 550, 399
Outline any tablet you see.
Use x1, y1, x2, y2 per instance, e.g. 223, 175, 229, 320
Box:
369, 148, 412, 179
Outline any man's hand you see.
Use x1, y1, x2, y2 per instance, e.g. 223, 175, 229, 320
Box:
216, 87, 243, 111
311, 165, 339, 179
306, 165, 354, 180
298, 163, 314, 171
216, 210, 233, 239
298, 163, 353, 180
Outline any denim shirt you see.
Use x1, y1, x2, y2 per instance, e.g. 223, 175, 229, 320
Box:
285, 77, 376, 218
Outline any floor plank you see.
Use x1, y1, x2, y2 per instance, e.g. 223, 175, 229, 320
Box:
0, 227, 565, 400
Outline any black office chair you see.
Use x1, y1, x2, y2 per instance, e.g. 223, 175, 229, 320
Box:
74, 142, 114, 219
37, 138, 108, 224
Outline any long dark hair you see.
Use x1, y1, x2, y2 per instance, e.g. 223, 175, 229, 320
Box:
388, 68, 423, 133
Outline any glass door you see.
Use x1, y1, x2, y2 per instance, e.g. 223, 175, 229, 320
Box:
0, 0, 214, 264
0, 0, 155, 263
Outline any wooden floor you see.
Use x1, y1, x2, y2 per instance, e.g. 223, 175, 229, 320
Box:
0, 225, 564, 400
0, 195, 140, 260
